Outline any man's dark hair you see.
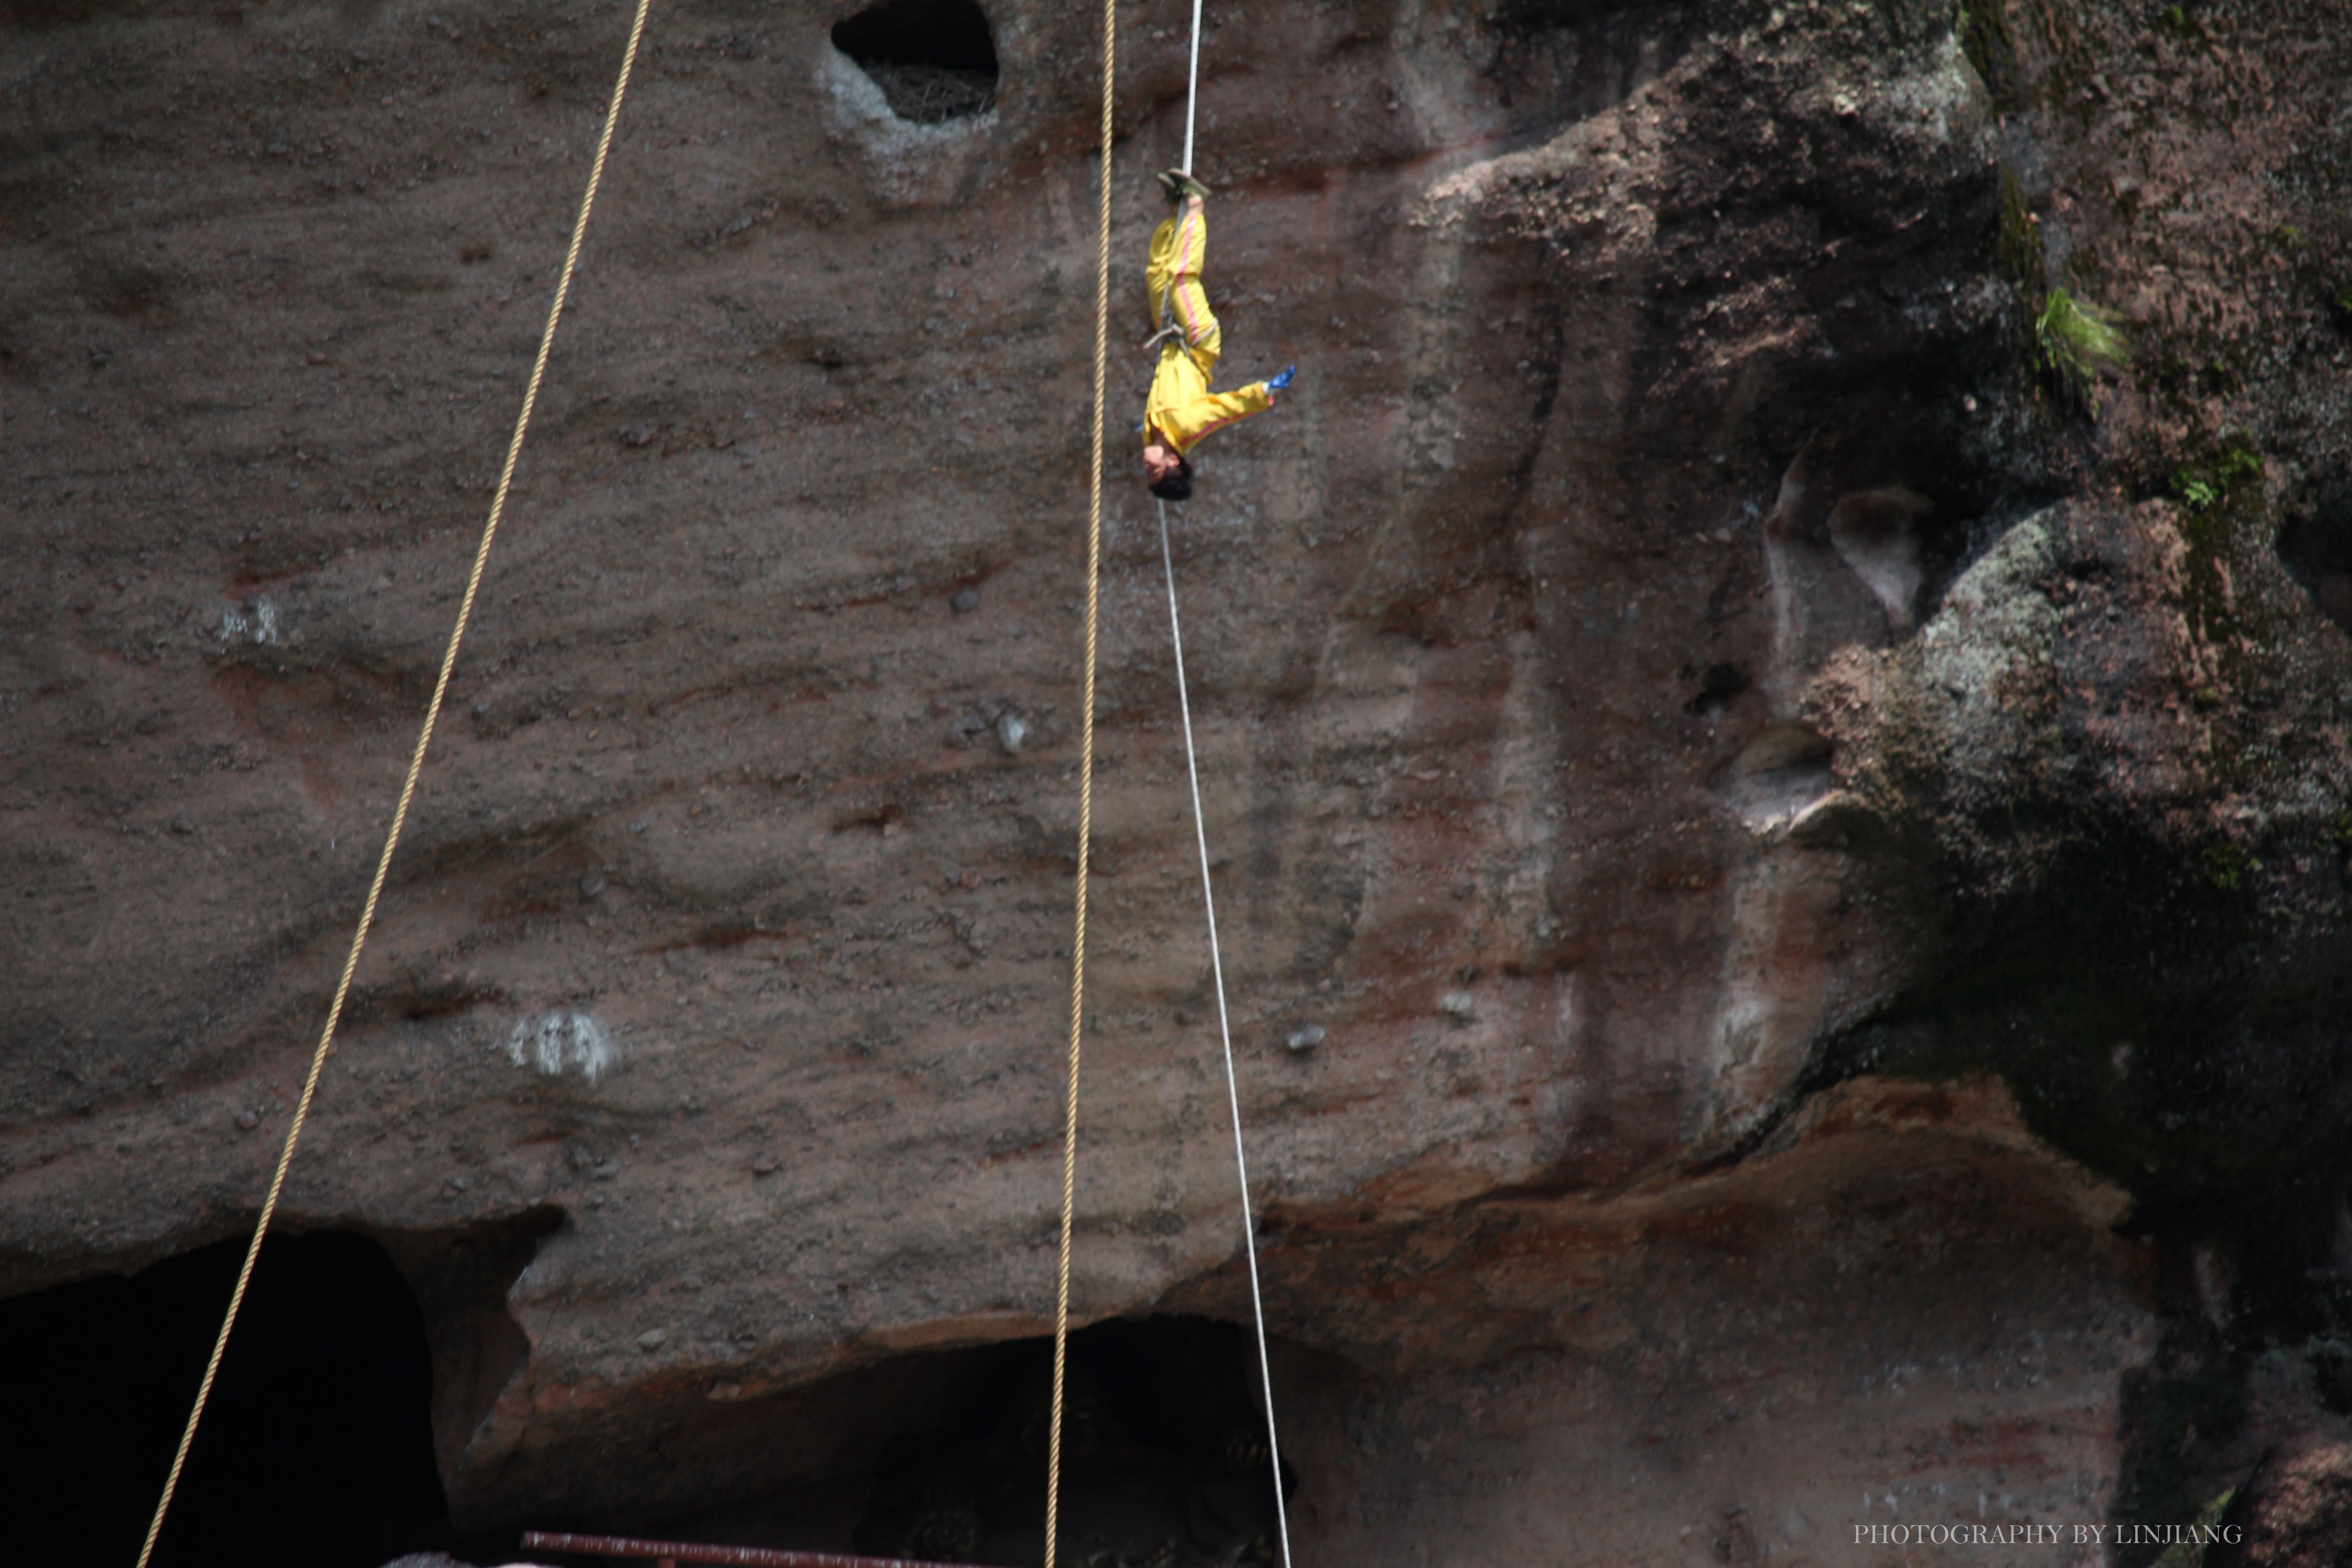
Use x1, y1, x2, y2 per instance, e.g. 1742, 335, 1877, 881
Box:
1147, 454, 1194, 502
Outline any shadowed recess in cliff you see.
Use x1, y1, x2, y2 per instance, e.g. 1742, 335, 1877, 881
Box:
0, 1228, 519, 1568
1794, 840, 2352, 1248
0, 0, 180, 25
1492, 0, 1685, 37
544, 1316, 1310, 1562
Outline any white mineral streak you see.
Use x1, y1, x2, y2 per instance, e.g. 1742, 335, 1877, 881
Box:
504, 1013, 619, 1083
219, 598, 280, 645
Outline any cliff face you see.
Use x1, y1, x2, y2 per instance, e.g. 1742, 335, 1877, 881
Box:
6, 0, 2352, 1558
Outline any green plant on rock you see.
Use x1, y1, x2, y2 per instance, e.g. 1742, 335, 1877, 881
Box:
2174, 474, 2221, 511
2169, 448, 2263, 513
2215, 449, 2261, 483
2200, 842, 2256, 891
2035, 287, 2127, 410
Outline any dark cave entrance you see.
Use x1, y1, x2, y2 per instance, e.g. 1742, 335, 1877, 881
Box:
850, 1317, 1295, 1568
613, 1316, 1301, 1567
0, 1229, 504, 1568
830, 0, 999, 124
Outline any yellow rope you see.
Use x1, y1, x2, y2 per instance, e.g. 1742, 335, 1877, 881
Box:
1044, 0, 1115, 1561
131, 4, 656, 1561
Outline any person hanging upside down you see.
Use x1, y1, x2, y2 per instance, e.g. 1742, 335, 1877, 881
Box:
1141, 170, 1296, 502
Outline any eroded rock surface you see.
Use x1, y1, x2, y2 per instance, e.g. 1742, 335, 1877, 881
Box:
6, 0, 2352, 1558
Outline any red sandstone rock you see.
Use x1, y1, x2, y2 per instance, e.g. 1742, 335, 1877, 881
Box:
5, 0, 2352, 1558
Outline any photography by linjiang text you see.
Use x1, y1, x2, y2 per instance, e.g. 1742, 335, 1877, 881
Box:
1854, 1521, 2246, 1549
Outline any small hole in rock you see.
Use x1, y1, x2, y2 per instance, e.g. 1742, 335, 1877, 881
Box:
831, 0, 999, 123
2277, 473, 2352, 635
1720, 724, 1835, 826
1732, 725, 1832, 780
1683, 662, 1751, 715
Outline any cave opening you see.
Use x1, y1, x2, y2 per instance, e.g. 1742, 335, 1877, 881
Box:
620, 1316, 1301, 1567
0, 1228, 505, 1568
831, 0, 999, 124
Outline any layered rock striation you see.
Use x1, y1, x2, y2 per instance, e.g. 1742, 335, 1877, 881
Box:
6, 0, 2352, 1559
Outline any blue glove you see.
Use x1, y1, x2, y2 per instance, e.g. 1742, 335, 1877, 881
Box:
1267, 364, 1296, 392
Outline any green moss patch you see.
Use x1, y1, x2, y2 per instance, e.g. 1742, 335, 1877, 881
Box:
2035, 286, 2127, 410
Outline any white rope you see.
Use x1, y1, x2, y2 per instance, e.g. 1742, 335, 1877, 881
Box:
1156, 499, 1294, 1568
1180, 0, 1204, 175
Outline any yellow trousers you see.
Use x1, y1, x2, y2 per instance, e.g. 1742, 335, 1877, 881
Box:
1143, 202, 1273, 456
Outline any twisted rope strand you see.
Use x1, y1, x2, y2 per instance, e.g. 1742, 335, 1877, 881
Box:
1156, 501, 1294, 1568
1168, 0, 1290, 1554
132, 2, 656, 1561
1044, 0, 1116, 1564
1180, 0, 1204, 174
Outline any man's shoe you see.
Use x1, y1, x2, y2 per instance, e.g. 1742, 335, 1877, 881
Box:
1157, 167, 1211, 203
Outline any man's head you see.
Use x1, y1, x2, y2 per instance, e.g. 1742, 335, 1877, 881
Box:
1142, 442, 1193, 501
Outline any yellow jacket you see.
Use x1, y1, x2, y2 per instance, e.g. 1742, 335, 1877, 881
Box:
1146, 342, 1272, 456
1142, 202, 1274, 456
